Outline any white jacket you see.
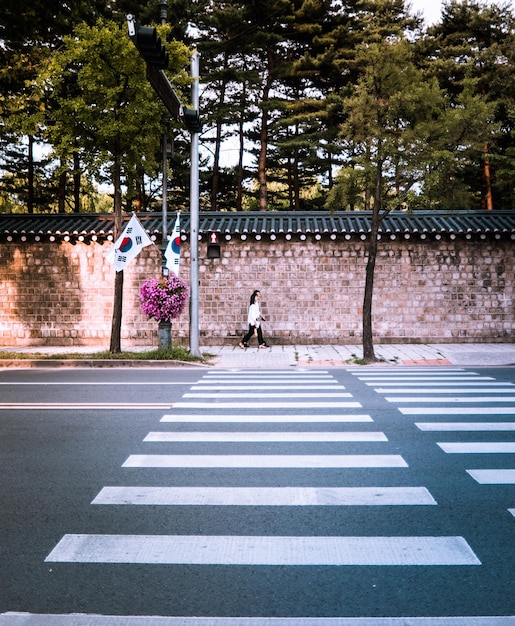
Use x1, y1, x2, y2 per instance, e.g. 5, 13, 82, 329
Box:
247, 302, 261, 326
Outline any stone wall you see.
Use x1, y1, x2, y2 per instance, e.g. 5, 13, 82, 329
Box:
0, 235, 512, 348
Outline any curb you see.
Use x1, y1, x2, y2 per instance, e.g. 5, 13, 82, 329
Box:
0, 359, 210, 369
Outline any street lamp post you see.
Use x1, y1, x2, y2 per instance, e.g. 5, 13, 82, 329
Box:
189, 49, 201, 357
160, 1, 168, 277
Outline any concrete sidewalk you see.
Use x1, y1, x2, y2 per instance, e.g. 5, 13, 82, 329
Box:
207, 342, 515, 368
2, 342, 513, 368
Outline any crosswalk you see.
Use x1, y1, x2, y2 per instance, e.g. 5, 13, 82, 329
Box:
352, 367, 515, 511
46, 369, 481, 567
32, 367, 515, 622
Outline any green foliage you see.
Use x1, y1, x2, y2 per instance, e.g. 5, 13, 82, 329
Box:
1, 0, 514, 213
32, 19, 191, 210
326, 36, 448, 213
0, 347, 208, 363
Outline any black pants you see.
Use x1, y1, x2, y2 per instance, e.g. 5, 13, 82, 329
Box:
242, 324, 265, 346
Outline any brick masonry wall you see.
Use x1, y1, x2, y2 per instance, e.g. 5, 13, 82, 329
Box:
0, 235, 513, 347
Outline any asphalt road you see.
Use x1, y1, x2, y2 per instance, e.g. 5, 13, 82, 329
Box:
0, 366, 514, 623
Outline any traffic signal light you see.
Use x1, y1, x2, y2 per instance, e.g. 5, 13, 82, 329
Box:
131, 24, 169, 69
207, 231, 220, 258
183, 108, 202, 133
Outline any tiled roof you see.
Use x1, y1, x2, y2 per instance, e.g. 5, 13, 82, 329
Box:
1, 210, 514, 241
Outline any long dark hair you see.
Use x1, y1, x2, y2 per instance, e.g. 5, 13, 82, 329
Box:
250, 290, 260, 305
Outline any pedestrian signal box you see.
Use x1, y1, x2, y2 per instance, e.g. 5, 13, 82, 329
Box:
207, 232, 221, 258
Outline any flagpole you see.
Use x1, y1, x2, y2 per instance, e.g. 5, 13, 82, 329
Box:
162, 116, 168, 276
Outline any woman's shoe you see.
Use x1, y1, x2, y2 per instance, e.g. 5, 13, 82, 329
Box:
259, 343, 269, 349
239, 342, 246, 350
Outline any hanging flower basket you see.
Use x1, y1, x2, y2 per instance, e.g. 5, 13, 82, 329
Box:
139, 275, 189, 348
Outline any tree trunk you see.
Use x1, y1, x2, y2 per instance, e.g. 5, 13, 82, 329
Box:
258, 49, 273, 212
287, 154, 294, 210
327, 149, 333, 189
236, 74, 246, 212
362, 228, 378, 363
109, 156, 123, 354
293, 141, 300, 211
237, 120, 244, 211
27, 135, 34, 214
73, 152, 81, 213
210, 53, 228, 211
58, 168, 66, 214
362, 160, 384, 363
483, 144, 493, 211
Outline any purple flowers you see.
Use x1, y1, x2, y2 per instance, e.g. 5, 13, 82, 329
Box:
139, 275, 189, 323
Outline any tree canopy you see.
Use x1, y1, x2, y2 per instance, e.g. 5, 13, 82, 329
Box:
1, 0, 514, 214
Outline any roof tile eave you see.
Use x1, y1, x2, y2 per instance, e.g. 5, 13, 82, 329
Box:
0, 210, 514, 237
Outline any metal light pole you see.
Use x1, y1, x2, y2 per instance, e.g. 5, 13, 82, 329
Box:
189, 49, 201, 357
159, 0, 169, 276
159, 0, 168, 24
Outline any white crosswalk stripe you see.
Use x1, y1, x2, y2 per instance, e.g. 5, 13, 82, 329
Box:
92, 485, 436, 506
45, 534, 480, 566
359, 375, 492, 381
466, 469, 515, 484
438, 442, 515, 453
143, 431, 387, 442
173, 401, 362, 408
203, 370, 334, 382
367, 381, 510, 386
400, 407, 515, 415
161, 413, 374, 423
122, 453, 408, 468
184, 391, 353, 398
386, 396, 515, 402
192, 384, 346, 390
417, 422, 515, 431
378, 387, 513, 393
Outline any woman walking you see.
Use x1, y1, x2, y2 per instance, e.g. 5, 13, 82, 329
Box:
239, 289, 269, 349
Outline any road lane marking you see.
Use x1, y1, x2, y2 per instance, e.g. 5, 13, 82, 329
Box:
466, 469, 515, 484
161, 414, 374, 423
122, 454, 408, 468
438, 442, 515, 453
417, 422, 515, 431
45, 534, 480, 565
0, 403, 172, 410
92, 486, 436, 506
143, 431, 387, 443
0, 382, 190, 385
172, 402, 362, 409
